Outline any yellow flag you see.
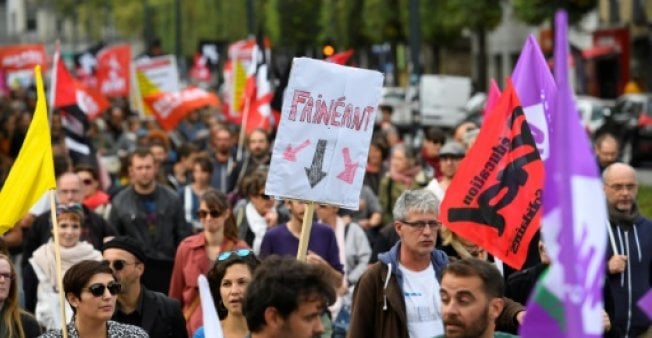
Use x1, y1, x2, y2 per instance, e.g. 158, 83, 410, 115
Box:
0, 66, 56, 234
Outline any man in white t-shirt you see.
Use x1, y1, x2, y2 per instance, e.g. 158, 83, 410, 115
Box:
348, 189, 524, 338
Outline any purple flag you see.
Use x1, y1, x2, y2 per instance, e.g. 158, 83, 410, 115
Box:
519, 10, 607, 338
512, 34, 557, 163
639, 289, 652, 320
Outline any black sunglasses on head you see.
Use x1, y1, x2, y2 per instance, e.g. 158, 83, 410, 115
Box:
86, 281, 121, 297
102, 259, 137, 271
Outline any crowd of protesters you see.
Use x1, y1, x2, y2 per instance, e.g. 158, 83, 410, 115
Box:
0, 83, 649, 338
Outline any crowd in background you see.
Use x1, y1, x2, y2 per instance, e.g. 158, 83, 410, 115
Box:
0, 83, 648, 338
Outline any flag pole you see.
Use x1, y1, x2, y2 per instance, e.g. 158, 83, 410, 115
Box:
236, 42, 258, 162
606, 220, 619, 256
49, 190, 69, 338
48, 42, 60, 121
296, 201, 315, 261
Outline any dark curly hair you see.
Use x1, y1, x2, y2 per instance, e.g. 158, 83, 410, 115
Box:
244, 256, 336, 333
206, 250, 260, 320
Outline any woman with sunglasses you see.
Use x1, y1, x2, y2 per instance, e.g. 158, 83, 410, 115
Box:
74, 164, 111, 219
39, 260, 147, 337
28, 204, 102, 330
0, 254, 41, 338
169, 189, 249, 337
193, 249, 260, 338
179, 156, 214, 233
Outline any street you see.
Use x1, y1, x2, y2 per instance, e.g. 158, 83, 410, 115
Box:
638, 166, 652, 186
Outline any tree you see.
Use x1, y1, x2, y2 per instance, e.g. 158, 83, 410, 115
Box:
513, 0, 598, 25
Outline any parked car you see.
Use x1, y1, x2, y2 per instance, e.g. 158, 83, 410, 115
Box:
575, 95, 612, 136
597, 93, 652, 166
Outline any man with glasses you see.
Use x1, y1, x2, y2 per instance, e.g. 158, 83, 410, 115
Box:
102, 236, 186, 338
348, 189, 524, 338
23, 172, 116, 313
603, 163, 652, 337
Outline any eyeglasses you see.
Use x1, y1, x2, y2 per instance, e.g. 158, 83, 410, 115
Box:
82, 178, 94, 186
102, 259, 138, 271
258, 193, 271, 200
85, 281, 122, 297
0, 272, 14, 281
198, 209, 223, 219
399, 219, 442, 231
217, 249, 253, 261
607, 183, 637, 192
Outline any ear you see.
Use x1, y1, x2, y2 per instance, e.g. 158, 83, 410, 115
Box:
66, 292, 80, 309
488, 297, 504, 321
394, 220, 403, 237
264, 307, 283, 331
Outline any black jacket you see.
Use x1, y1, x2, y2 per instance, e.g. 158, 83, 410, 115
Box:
113, 287, 186, 338
109, 185, 190, 261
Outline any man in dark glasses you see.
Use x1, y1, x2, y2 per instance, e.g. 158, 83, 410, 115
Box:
103, 236, 186, 338
245, 256, 336, 338
109, 148, 191, 294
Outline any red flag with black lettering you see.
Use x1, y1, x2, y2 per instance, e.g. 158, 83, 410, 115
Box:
440, 79, 543, 270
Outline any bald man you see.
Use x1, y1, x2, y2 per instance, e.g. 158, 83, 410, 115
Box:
595, 133, 619, 173
603, 163, 652, 337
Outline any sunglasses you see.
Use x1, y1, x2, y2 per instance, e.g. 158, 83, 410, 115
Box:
0, 272, 14, 281
198, 209, 223, 219
217, 249, 253, 261
102, 259, 138, 271
258, 193, 271, 200
85, 281, 121, 297
82, 178, 94, 185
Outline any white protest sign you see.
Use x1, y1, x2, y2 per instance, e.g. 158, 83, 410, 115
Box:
135, 55, 180, 93
265, 57, 383, 210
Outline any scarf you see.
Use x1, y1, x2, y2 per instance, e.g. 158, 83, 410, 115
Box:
608, 202, 641, 229
31, 240, 102, 288
389, 165, 423, 187
246, 202, 269, 255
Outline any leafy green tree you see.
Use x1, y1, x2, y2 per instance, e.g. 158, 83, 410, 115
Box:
513, 0, 598, 25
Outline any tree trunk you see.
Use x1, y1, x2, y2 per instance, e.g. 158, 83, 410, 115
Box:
476, 25, 487, 92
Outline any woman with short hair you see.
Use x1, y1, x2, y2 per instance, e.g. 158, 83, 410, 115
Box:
38, 260, 147, 337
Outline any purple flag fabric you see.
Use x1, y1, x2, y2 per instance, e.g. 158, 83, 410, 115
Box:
639, 289, 652, 320
512, 34, 557, 163
519, 10, 607, 338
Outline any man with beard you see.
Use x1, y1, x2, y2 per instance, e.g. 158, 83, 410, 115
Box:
437, 258, 517, 338
103, 236, 186, 338
603, 163, 652, 337
109, 148, 191, 294
244, 256, 336, 338
209, 125, 238, 193
348, 189, 524, 338
233, 128, 272, 187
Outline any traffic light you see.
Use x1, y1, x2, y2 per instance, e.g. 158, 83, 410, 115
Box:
322, 43, 335, 58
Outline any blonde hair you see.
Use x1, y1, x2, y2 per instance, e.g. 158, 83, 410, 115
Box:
0, 254, 26, 338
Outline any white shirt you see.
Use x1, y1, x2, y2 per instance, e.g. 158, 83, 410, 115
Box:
399, 263, 444, 338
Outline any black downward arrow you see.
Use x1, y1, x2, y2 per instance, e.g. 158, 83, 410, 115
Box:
305, 139, 328, 188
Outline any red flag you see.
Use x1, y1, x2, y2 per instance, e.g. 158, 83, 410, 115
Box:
440, 80, 543, 269
0, 44, 47, 72
54, 58, 110, 120
326, 49, 354, 65
483, 79, 501, 117
143, 87, 220, 131
190, 53, 211, 82
96, 44, 131, 97
242, 46, 273, 134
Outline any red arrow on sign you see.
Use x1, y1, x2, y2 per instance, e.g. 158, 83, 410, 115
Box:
283, 139, 311, 162
336, 147, 358, 184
